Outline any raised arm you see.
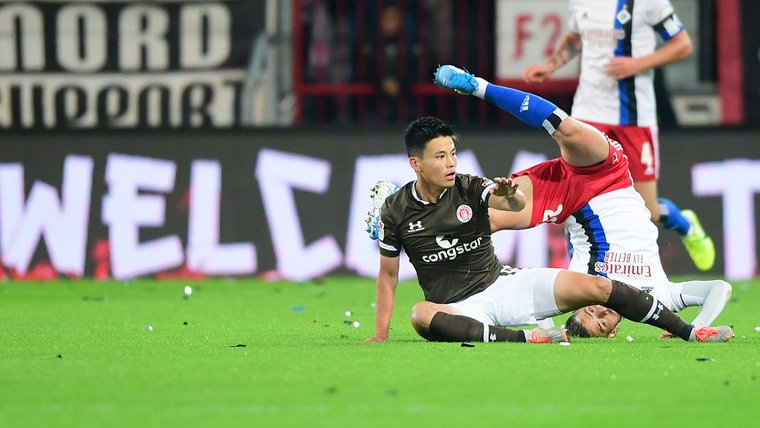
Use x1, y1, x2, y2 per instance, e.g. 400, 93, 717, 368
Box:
487, 177, 526, 212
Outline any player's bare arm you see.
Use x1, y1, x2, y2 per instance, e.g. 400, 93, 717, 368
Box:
523, 32, 582, 84
488, 175, 533, 231
488, 177, 526, 212
365, 255, 400, 342
604, 31, 692, 80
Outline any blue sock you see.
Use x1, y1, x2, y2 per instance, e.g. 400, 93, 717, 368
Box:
483, 84, 568, 135
657, 197, 690, 236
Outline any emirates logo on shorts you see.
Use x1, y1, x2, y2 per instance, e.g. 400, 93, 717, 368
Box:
456, 204, 473, 223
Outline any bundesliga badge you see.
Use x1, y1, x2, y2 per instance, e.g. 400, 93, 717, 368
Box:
456, 205, 473, 223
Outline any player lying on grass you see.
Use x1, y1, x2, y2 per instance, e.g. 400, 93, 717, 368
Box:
364, 116, 733, 344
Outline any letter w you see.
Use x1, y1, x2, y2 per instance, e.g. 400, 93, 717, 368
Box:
0, 156, 93, 275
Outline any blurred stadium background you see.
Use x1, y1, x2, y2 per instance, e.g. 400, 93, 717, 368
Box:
1, 0, 758, 282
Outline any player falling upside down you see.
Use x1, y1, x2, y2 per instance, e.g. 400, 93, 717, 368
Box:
363, 115, 733, 345
366, 65, 732, 339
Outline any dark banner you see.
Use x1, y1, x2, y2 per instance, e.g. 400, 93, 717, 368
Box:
1, 127, 758, 281
0, 1, 264, 130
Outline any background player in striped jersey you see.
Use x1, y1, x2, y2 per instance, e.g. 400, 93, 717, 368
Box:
522, 0, 715, 272
364, 114, 732, 344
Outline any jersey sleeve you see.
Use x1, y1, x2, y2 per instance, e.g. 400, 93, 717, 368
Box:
646, 0, 685, 41
377, 198, 401, 258
461, 174, 496, 207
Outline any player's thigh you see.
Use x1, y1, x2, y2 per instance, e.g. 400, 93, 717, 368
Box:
451, 268, 563, 326
552, 270, 611, 312
585, 122, 659, 181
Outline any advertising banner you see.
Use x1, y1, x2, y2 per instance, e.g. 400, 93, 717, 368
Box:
1, 128, 758, 281
0, 1, 264, 130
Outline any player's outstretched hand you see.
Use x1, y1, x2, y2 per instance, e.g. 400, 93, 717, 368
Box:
490, 177, 519, 198
488, 177, 525, 212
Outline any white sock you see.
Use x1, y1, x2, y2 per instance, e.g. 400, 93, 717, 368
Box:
682, 280, 732, 328
472, 77, 489, 99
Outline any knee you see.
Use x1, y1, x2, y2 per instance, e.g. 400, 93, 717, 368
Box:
410, 301, 437, 334
588, 276, 613, 302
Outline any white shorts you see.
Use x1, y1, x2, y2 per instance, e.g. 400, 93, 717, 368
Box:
449, 267, 562, 327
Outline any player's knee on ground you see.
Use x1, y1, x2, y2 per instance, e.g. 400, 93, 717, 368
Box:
410, 301, 437, 336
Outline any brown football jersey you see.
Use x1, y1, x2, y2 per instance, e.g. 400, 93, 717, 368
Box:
378, 174, 503, 303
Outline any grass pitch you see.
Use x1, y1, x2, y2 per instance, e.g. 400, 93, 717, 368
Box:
0, 276, 758, 427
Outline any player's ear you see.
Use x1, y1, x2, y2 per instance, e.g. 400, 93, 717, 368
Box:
409, 156, 421, 171
608, 325, 619, 338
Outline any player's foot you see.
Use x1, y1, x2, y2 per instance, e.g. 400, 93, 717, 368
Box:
689, 326, 734, 342
434, 65, 479, 95
526, 327, 569, 344
681, 209, 715, 271
365, 181, 399, 240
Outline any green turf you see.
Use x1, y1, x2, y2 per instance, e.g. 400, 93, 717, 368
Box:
0, 276, 758, 427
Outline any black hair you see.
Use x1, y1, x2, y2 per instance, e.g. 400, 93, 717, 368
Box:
403, 116, 459, 157
564, 312, 592, 338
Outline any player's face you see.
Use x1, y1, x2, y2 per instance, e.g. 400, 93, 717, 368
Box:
575, 305, 622, 338
416, 136, 457, 188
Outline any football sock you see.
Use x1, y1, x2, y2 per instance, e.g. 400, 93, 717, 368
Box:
427, 312, 524, 342
657, 197, 691, 236
606, 280, 693, 341
681, 280, 732, 328
477, 82, 568, 135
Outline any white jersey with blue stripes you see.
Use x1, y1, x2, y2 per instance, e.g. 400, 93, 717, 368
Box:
567, 0, 685, 126
565, 186, 668, 292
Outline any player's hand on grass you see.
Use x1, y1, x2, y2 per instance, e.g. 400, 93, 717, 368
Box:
364, 336, 387, 342
659, 331, 677, 339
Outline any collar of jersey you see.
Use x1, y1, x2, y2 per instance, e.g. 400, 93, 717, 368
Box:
411, 180, 448, 205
